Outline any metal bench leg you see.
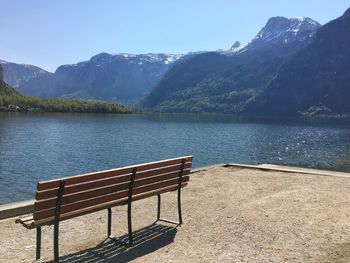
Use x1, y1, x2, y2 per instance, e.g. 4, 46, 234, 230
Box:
157, 159, 185, 225
157, 194, 161, 220
107, 208, 112, 238
177, 187, 183, 225
127, 167, 137, 247
107, 208, 128, 246
157, 190, 183, 225
127, 201, 133, 246
53, 180, 65, 263
36, 227, 41, 260
54, 221, 60, 263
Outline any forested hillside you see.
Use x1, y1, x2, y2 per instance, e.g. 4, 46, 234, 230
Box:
138, 16, 321, 114
0, 65, 131, 113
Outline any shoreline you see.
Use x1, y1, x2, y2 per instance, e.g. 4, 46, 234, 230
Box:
1, 163, 349, 221
1, 161, 350, 206
1, 164, 350, 262
2, 111, 350, 124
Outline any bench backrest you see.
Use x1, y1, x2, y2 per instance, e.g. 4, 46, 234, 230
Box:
33, 156, 193, 226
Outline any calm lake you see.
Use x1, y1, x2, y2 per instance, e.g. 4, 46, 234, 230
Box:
1, 112, 350, 204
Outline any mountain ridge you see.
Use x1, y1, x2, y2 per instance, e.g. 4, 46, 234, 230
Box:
243, 7, 350, 116
10, 52, 184, 104
138, 15, 321, 113
5, 10, 348, 118
1, 15, 321, 106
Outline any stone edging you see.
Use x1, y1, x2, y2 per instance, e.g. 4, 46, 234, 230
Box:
1, 163, 349, 221
0, 199, 34, 220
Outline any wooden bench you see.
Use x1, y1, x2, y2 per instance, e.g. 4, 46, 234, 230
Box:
16, 156, 193, 263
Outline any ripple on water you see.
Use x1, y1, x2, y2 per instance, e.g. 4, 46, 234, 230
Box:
1, 112, 350, 204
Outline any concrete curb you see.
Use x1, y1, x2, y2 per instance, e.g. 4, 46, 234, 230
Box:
191, 163, 226, 173
226, 163, 350, 178
0, 165, 225, 221
0, 199, 34, 220
1, 163, 349, 221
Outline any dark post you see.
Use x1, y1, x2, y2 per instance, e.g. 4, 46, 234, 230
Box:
107, 208, 112, 238
127, 167, 137, 246
157, 194, 161, 220
36, 227, 41, 260
54, 180, 65, 263
177, 159, 186, 225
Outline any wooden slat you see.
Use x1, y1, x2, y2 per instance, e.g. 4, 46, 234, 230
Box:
36, 174, 131, 200
133, 176, 189, 195
135, 163, 191, 180
134, 169, 190, 188
33, 182, 188, 228
34, 176, 189, 221
35, 169, 191, 211
34, 179, 189, 221
37, 156, 192, 191
34, 175, 189, 217
36, 163, 191, 200
37, 168, 132, 191
35, 182, 130, 211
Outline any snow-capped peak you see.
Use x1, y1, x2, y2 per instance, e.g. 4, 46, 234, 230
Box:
253, 16, 321, 43
292, 16, 320, 26
89, 52, 184, 65
231, 41, 241, 49
220, 16, 320, 57
120, 53, 184, 64
219, 41, 247, 55
58, 53, 184, 72
229, 41, 247, 52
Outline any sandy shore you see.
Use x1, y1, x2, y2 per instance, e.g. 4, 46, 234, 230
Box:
1, 165, 350, 262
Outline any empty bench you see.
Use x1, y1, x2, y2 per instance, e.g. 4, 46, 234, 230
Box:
16, 156, 193, 262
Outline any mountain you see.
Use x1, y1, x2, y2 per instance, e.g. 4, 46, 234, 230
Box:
138, 16, 321, 113
238, 17, 320, 56
244, 8, 350, 116
0, 60, 50, 88
13, 53, 183, 104
0, 65, 22, 97
0, 64, 131, 113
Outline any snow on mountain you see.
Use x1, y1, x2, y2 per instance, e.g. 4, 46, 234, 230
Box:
228, 41, 247, 52
253, 16, 320, 42
219, 41, 247, 55
241, 16, 321, 52
118, 53, 184, 64
58, 53, 184, 71
223, 16, 321, 56
93, 52, 184, 65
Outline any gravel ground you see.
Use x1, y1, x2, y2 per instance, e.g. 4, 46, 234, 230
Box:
1, 166, 350, 263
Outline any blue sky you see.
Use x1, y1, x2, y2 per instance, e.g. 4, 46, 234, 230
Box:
0, 0, 349, 72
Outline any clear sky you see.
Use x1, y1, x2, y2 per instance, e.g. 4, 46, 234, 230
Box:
0, 0, 349, 72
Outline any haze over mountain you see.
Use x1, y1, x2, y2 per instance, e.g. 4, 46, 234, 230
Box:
245, 8, 350, 116
0, 60, 50, 88
1, 14, 321, 108
0, 64, 131, 113
0, 64, 21, 97
3, 8, 350, 117
2, 53, 184, 104
138, 16, 321, 113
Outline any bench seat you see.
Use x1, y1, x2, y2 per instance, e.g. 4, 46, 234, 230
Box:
15, 156, 193, 262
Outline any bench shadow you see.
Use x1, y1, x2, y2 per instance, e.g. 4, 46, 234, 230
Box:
43, 222, 178, 263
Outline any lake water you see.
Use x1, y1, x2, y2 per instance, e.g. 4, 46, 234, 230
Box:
1, 112, 350, 204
